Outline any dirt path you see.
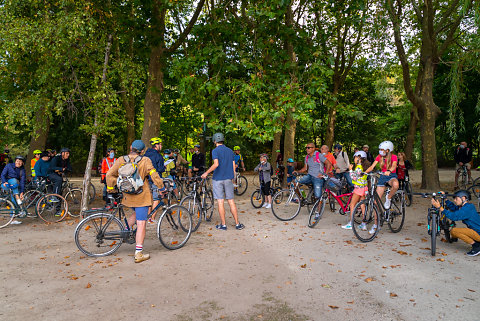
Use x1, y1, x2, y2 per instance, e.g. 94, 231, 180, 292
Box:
1, 169, 479, 320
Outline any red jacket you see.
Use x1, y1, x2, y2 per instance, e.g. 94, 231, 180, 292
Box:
101, 157, 116, 181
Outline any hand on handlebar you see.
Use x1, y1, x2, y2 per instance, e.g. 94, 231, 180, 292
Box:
431, 199, 441, 208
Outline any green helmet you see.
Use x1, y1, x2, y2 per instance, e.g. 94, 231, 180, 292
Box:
149, 137, 162, 145
233, 146, 240, 151
33, 149, 42, 155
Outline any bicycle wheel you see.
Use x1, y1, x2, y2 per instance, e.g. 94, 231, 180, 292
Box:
88, 182, 96, 204
176, 179, 184, 200
180, 195, 202, 232
65, 188, 83, 217
430, 213, 437, 256
23, 189, 43, 214
473, 177, 480, 185
234, 175, 248, 196
308, 196, 326, 228
250, 190, 264, 208
442, 216, 454, 243
157, 205, 192, 250
271, 189, 301, 221
272, 187, 282, 204
328, 193, 336, 212
404, 181, 413, 207
74, 213, 123, 257
460, 171, 467, 189
387, 192, 405, 233
201, 189, 214, 222
352, 200, 379, 242
252, 175, 259, 187
36, 193, 68, 223
0, 198, 15, 228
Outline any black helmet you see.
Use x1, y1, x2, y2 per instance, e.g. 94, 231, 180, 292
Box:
213, 132, 224, 143
454, 190, 471, 201
60, 148, 71, 153
333, 144, 342, 150
15, 155, 26, 162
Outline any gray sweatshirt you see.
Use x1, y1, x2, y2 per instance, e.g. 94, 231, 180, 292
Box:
254, 161, 271, 183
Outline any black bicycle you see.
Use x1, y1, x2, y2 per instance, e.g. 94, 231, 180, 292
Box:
414, 192, 456, 256
250, 181, 282, 208
179, 177, 214, 232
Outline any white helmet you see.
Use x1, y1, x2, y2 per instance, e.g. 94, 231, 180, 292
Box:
354, 151, 367, 158
378, 140, 394, 152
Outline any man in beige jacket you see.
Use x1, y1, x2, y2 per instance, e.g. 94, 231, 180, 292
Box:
106, 140, 164, 263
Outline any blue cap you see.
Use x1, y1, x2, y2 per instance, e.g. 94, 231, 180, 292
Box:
287, 158, 294, 163
194, 144, 200, 148
131, 140, 145, 151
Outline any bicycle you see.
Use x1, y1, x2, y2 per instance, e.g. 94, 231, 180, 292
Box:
179, 177, 214, 232
399, 174, 413, 207
351, 173, 406, 242
457, 164, 469, 189
74, 195, 192, 257
250, 181, 282, 208
467, 184, 480, 210
308, 177, 353, 228
234, 170, 248, 196
270, 174, 315, 221
414, 192, 456, 256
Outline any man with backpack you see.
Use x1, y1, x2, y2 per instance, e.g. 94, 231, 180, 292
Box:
106, 140, 164, 263
333, 144, 353, 188
294, 143, 332, 199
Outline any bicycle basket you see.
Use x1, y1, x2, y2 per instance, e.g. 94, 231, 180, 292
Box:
325, 177, 343, 192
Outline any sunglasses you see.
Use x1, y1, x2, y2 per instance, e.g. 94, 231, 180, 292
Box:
306, 147, 314, 149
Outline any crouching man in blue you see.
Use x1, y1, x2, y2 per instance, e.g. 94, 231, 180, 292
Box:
431, 190, 480, 256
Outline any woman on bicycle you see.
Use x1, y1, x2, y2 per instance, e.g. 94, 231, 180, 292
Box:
254, 154, 273, 209
342, 151, 370, 230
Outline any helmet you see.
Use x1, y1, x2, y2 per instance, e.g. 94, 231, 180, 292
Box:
213, 132, 225, 143
107, 147, 115, 153
149, 137, 162, 145
378, 141, 394, 152
276, 149, 281, 153
333, 144, 342, 150
172, 148, 179, 153
354, 151, 367, 158
163, 149, 171, 154
454, 190, 471, 201
33, 149, 42, 155
233, 146, 240, 151
194, 144, 201, 148
15, 155, 26, 162
287, 158, 294, 163
60, 148, 71, 153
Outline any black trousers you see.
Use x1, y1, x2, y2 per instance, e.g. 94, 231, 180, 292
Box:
48, 173, 63, 195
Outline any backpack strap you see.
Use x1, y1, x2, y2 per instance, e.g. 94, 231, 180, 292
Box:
133, 155, 143, 164
123, 155, 130, 163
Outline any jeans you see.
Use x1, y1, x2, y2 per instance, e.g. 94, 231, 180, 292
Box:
1, 178, 20, 195
335, 172, 353, 187
298, 174, 324, 198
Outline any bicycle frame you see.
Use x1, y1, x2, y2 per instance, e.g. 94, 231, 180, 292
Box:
325, 188, 353, 214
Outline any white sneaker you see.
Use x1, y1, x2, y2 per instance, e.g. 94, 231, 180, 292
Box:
384, 198, 391, 209
265, 203, 271, 209
341, 223, 352, 230
16, 198, 22, 205
261, 203, 267, 208
11, 220, 22, 225
359, 222, 367, 230
369, 224, 377, 234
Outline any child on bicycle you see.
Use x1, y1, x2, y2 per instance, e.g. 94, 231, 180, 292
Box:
286, 158, 295, 185
342, 151, 370, 230
254, 154, 273, 209
431, 190, 480, 256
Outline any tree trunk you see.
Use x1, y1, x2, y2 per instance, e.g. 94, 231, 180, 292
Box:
125, 96, 135, 149
271, 129, 282, 170
27, 109, 50, 176
324, 103, 337, 148
283, 108, 296, 170
404, 105, 418, 161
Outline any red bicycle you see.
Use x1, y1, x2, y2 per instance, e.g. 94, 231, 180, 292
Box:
308, 177, 353, 228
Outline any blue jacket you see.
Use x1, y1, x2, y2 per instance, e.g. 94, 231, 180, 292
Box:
48, 155, 72, 174
34, 158, 51, 178
444, 200, 480, 234
144, 148, 165, 174
1, 163, 26, 193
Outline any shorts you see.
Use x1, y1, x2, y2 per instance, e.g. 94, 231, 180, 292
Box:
150, 182, 161, 201
353, 186, 368, 196
377, 173, 398, 187
212, 179, 234, 200
131, 206, 149, 221
261, 181, 271, 196
456, 163, 471, 170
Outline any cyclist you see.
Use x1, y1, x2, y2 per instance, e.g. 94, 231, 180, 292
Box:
173, 148, 188, 176
186, 147, 194, 177
162, 149, 179, 200
48, 148, 72, 195
33, 151, 51, 183
293, 143, 332, 200
286, 158, 295, 185
320, 145, 336, 177
233, 146, 246, 172
454, 141, 472, 188
362, 145, 374, 164
1, 155, 26, 225
101, 148, 117, 202
431, 190, 480, 256
106, 140, 165, 263
191, 144, 205, 177
145, 137, 165, 221
254, 154, 273, 208
31, 149, 42, 180
333, 144, 353, 187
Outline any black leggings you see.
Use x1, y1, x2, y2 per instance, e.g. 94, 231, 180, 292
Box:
261, 181, 271, 196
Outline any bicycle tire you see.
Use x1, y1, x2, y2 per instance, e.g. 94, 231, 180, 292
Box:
74, 213, 124, 257
328, 193, 336, 212
272, 187, 282, 204
430, 213, 437, 256
36, 193, 68, 223
180, 195, 202, 232
176, 179, 184, 200
473, 177, 480, 185
442, 216, 452, 243
252, 175, 259, 187
404, 181, 413, 207
22, 189, 43, 214
65, 188, 83, 217
88, 182, 96, 204
202, 189, 214, 222
234, 175, 248, 196
0, 198, 15, 228
460, 171, 467, 189
271, 189, 301, 221
157, 205, 192, 250
250, 190, 264, 208
387, 192, 405, 233
308, 196, 326, 228
352, 200, 379, 242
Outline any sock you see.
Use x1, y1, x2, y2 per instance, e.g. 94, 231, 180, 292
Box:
135, 245, 143, 254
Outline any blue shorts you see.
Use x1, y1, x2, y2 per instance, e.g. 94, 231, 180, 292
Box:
377, 173, 398, 187
131, 206, 149, 221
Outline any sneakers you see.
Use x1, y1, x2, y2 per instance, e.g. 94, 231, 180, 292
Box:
261, 203, 268, 208
341, 223, 352, 230
359, 222, 367, 230
235, 223, 245, 230
134, 251, 150, 263
15, 198, 22, 205
10, 220, 22, 225
466, 243, 480, 256
148, 218, 156, 224
216, 224, 227, 231
264, 203, 271, 209
369, 224, 377, 235
384, 198, 391, 209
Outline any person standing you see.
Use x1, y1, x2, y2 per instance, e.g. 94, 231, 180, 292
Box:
106, 140, 164, 263
101, 148, 116, 202
254, 154, 273, 208
191, 144, 205, 176
454, 141, 473, 188
362, 145, 374, 164
201, 133, 244, 231
333, 144, 353, 187
30, 150, 42, 180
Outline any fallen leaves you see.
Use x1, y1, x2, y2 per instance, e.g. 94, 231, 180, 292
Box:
300, 264, 307, 268
328, 305, 339, 309
86, 283, 91, 288
436, 258, 445, 262
390, 293, 398, 298
364, 277, 374, 283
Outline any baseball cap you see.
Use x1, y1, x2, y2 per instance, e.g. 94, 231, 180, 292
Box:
132, 140, 146, 151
